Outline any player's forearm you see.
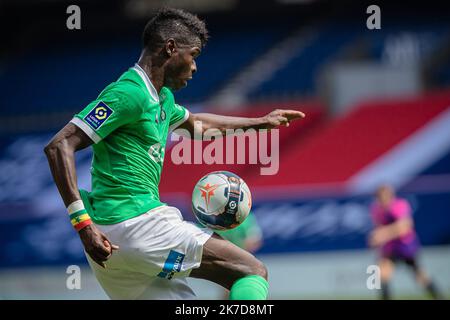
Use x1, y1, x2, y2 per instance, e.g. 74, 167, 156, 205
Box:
193, 113, 267, 135
44, 139, 81, 207
393, 218, 413, 237
378, 219, 413, 241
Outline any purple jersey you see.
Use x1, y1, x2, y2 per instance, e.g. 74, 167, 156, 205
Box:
370, 198, 419, 259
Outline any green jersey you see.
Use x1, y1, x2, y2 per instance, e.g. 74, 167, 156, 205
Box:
71, 64, 189, 224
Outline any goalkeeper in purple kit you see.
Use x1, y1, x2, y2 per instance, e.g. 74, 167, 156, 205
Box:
369, 185, 443, 300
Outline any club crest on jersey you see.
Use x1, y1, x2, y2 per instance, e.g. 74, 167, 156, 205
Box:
84, 101, 113, 130
155, 106, 166, 123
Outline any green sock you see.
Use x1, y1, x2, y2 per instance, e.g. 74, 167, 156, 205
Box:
229, 275, 269, 300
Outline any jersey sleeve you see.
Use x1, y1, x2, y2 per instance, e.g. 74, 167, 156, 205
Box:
71, 85, 146, 143
168, 103, 189, 132
392, 199, 412, 220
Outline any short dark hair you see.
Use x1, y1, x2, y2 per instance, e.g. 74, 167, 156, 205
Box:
142, 8, 209, 52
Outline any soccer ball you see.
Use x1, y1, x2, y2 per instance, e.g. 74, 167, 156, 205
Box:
192, 171, 252, 230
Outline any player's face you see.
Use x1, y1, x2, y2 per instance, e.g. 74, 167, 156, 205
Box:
164, 41, 201, 91
377, 186, 394, 207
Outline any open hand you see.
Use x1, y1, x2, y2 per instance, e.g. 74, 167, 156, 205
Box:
263, 109, 306, 129
78, 224, 119, 268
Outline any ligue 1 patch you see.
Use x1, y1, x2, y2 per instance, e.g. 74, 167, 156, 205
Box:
84, 101, 113, 130
160, 107, 166, 121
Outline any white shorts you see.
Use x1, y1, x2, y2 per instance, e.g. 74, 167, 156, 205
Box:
85, 205, 213, 300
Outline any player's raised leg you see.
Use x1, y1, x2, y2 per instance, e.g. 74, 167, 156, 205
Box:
190, 233, 269, 300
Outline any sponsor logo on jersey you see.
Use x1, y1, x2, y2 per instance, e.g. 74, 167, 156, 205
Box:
157, 250, 185, 280
148, 143, 165, 163
84, 101, 113, 130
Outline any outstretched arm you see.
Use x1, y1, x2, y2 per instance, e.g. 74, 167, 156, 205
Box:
44, 123, 118, 267
178, 109, 306, 137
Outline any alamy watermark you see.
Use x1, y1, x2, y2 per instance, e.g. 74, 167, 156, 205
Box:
66, 5, 81, 30
366, 264, 381, 290
366, 5, 381, 30
166, 122, 280, 175
66, 265, 81, 290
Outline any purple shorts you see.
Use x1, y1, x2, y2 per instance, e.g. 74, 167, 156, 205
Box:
381, 238, 420, 260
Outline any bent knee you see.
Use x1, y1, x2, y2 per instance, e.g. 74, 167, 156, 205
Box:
216, 257, 269, 289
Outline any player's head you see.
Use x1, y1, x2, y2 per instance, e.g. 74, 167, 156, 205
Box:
376, 184, 395, 207
142, 7, 209, 91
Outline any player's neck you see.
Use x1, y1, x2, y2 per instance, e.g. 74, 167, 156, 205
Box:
137, 54, 164, 94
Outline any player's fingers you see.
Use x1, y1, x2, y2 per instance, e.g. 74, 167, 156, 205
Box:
103, 238, 120, 251
269, 120, 280, 127
281, 110, 306, 120
95, 243, 112, 258
369, 237, 378, 247
89, 252, 107, 268
277, 116, 289, 123
102, 243, 113, 259
95, 251, 110, 262
276, 116, 290, 127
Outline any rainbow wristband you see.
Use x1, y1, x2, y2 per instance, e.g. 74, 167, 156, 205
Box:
67, 200, 92, 231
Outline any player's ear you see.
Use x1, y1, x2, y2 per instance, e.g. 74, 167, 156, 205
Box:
165, 39, 176, 57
